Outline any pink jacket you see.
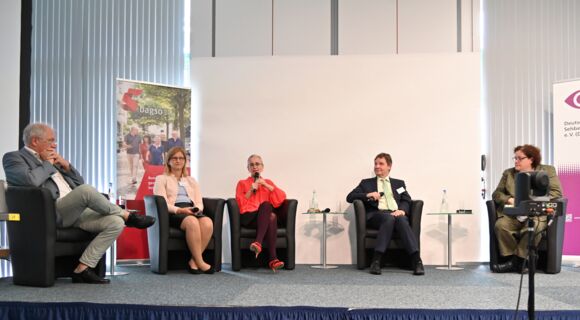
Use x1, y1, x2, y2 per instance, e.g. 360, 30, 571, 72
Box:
153, 174, 204, 214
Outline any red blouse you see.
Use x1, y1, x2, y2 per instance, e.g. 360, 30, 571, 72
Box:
235, 176, 287, 214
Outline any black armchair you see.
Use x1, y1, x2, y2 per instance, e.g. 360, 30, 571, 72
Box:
354, 199, 423, 269
227, 199, 297, 271
5, 186, 106, 287
486, 200, 565, 274
145, 195, 225, 274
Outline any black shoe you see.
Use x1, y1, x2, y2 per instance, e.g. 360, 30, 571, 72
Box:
72, 268, 110, 284
125, 213, 155, 229
491, 260, 516, 273
369, 260, 382, 275
202, 267, 215, 274
413, 259, 425, 276
188, 267, 202, 275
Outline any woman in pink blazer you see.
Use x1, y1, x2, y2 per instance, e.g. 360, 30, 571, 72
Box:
153, 147, 214, 274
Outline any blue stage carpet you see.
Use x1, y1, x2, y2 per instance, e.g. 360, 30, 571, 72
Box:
1, 302, 580, 320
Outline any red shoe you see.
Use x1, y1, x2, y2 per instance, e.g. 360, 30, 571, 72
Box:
249, 242, 262, 258
268, 259, 284, 272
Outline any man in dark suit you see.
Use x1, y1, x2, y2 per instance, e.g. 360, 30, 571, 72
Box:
3, 123, 155, 284
347, 153, 424, 275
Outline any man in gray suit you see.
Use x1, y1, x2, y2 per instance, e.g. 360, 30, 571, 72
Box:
3, 123, 155, 284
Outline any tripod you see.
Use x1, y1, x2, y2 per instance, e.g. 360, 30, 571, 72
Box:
524, 216, 538, 320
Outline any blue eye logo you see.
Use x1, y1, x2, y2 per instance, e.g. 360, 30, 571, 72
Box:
565, 90, 580, 109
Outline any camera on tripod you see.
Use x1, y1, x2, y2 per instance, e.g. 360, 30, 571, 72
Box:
503, 171, 565, 218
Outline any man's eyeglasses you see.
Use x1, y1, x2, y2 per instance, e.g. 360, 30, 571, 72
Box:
171, 157, 186, 161
513, 156, 528, 162
248, 162, 263, 167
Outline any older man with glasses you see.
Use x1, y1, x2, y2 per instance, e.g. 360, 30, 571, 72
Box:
2, 123, 156, 284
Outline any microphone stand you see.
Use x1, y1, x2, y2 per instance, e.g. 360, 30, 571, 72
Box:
526, 215, 537, 320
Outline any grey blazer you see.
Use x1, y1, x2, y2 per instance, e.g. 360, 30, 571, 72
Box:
2, 148, 84, 200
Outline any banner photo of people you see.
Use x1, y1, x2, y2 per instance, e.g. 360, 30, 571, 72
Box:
116, 79, 191, 260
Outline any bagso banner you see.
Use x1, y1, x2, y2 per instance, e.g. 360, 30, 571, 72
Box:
116, 79, 191, 259
553, 79, 580, 256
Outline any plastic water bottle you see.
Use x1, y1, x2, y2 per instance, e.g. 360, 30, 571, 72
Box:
108, 182, 115, 204
309, 190, 319, 212
439, 189, 449, 213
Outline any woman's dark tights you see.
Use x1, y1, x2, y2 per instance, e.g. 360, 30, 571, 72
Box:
254, 202, 278, 260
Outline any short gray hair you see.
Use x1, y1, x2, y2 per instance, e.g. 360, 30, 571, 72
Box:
247, 154, 263, 165
22, 123, 52, 146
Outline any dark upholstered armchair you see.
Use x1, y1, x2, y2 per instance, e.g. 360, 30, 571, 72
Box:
5, 186, 106, 287
486, 200, 565, 274
227, 198, 297, 271
145, 195, 225, 274
354, 199, 423, 269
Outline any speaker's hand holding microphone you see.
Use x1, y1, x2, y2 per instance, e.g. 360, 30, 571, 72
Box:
366, 192, 384, 201
546, 207, 555, 227
251, 172, 260, 194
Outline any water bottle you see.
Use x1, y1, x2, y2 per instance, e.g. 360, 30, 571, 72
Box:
309, 190, 319, 212
439, 189, 449, 213
108, 182, 115, 204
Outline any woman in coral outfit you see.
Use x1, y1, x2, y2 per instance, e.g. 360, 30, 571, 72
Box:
235, 154, 287, 272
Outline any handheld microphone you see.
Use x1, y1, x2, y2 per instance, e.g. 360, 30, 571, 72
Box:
191, 207, 200, 213
252, 172, 260, 193
546, 208, 554, 226
366, 192, 384, 201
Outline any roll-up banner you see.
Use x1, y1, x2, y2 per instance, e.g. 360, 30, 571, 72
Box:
116, 79, 191, 259
553, 79, 580, 256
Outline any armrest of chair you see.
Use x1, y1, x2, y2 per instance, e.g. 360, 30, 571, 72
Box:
486, 200, 500, 267
144, 195, 170, 274
545, 198, 566, 274
226, 198, 242, 271
202, 198, 225, 271
203, 198, 225, 238
279, 199, 297, 270
409, 200, 423, 240
280, 199, 297, 236
5, 186, 57, 286
353, 200, 367, 269
486, 200, 497, 237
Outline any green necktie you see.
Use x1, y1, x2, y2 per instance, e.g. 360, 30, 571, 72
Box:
382, 178, 398, 210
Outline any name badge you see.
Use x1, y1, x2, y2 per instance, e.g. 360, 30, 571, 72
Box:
396, 187, 405, 194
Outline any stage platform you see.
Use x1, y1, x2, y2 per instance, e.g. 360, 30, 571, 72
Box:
0, 264, 579, 319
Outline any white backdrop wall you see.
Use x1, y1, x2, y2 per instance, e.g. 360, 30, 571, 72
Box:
0, 0, 21, 180
191, 53, 481, 265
